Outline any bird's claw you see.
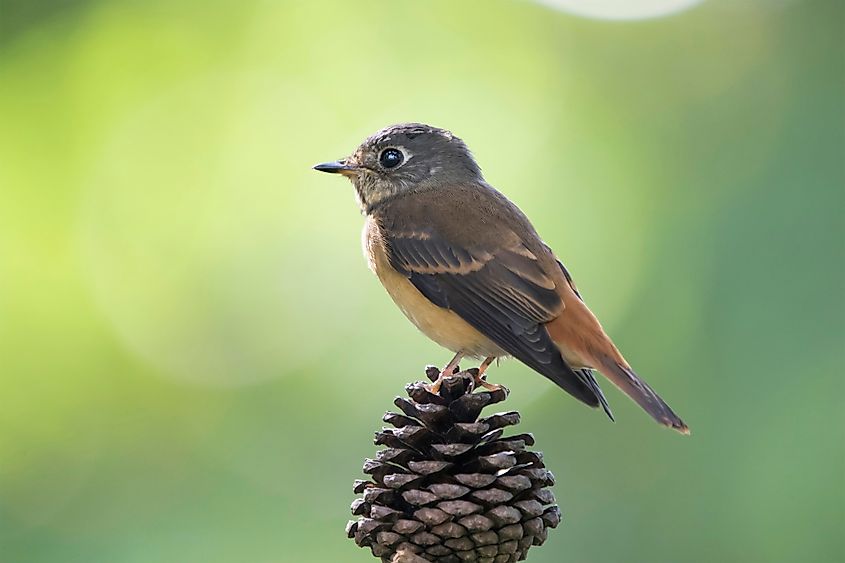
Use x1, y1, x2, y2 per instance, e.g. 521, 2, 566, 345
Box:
423, 377, 443, 395
465, 367, 505, 394
423, 365, 459, 394
474, 377, 505, 392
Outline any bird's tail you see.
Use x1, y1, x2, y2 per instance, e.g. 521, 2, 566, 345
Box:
594, 354, 689, 435
546, 306, 689, 434
546, 282, 689, 434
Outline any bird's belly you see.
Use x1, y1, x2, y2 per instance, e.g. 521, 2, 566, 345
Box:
384, 274, 498, 356
364, 222, 504, 358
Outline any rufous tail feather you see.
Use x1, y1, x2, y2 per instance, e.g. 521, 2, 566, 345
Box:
595, 355, 689, 434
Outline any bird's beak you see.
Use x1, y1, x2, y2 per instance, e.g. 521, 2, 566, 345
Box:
313, 160, 357, 175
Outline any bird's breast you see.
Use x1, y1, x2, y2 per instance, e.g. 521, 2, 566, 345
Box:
362, 217, 504, 358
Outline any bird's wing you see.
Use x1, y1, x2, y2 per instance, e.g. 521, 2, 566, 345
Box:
385, 226, 608, 410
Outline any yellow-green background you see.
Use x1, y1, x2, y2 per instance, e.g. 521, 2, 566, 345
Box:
1, 0, 842, 561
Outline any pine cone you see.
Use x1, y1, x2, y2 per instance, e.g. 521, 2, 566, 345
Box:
347, 367, 562, 562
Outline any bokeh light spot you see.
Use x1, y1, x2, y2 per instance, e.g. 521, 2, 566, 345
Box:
535, 0, 704, 20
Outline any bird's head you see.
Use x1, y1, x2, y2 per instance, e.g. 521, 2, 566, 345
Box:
314, 123, 482, 213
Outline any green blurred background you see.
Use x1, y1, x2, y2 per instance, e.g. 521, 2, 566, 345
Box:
1, 0, 843, 561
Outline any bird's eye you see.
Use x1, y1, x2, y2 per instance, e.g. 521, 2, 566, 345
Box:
379, 148, 404, 169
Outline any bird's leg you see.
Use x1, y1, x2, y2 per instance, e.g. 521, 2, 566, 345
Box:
425, 351, 464, 394
472, 356, 505, 391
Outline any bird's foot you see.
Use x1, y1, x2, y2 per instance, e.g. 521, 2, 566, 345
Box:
424, 375, 443, 395
468, 369, 505, 392
465, 356, 505, 393
423, 365, 459, 394
424, 353, 464, 394
475, 377, 505, 392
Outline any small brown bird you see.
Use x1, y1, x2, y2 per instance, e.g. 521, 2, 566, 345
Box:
315, 123, 688, 434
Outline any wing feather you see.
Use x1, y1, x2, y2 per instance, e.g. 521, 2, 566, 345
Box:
386, 227, 606, 409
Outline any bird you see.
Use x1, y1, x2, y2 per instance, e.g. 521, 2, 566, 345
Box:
314, 123, 688, 434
